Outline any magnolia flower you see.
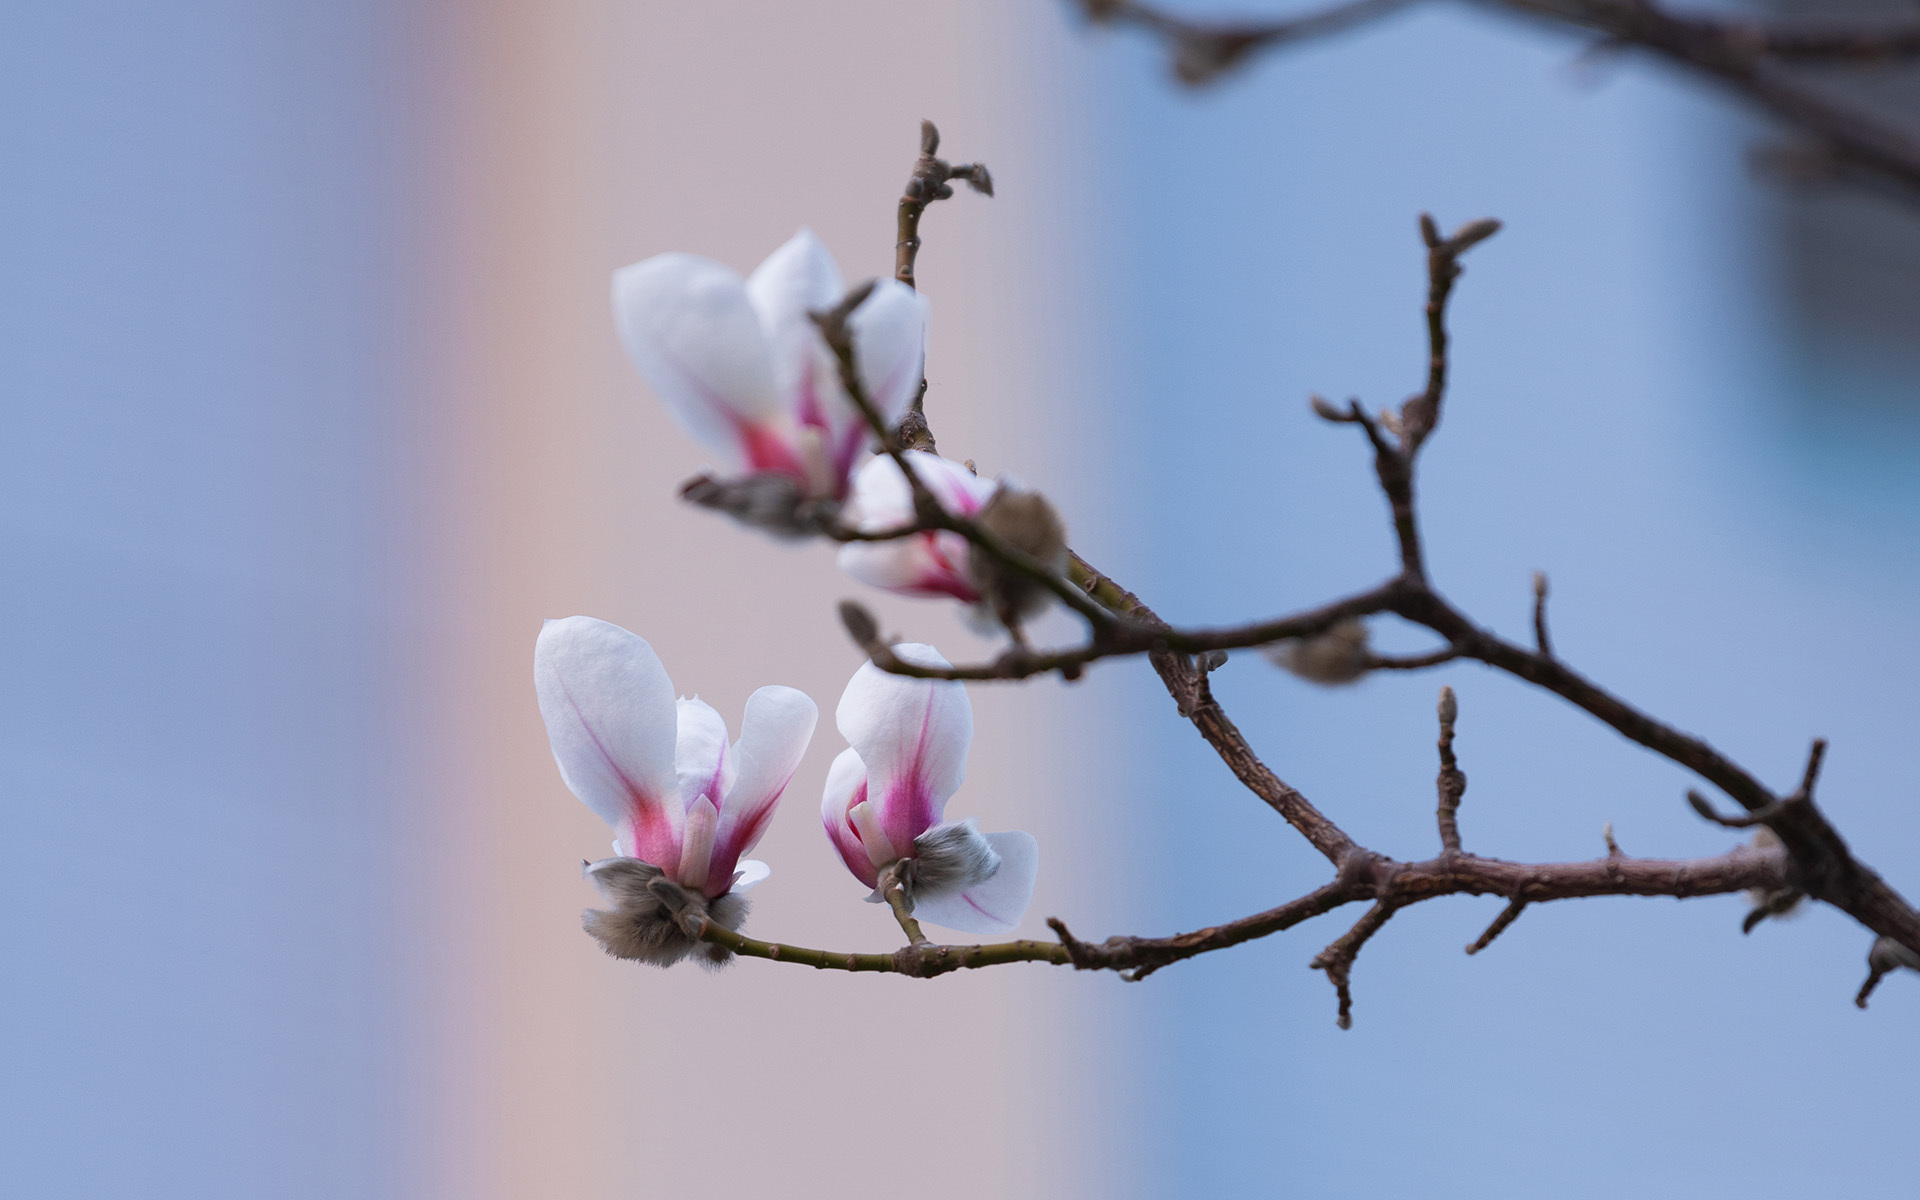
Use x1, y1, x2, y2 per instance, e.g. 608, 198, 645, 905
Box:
612, 228, 929, 500
535, 616, 818, 966
821, 644, 1038, 935
836, 450, 998, 603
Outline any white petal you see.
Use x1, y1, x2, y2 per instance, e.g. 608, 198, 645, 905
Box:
674, 696, 734, 807
836, 453, 997, 601
678, 795, 719, 892
836, 531, 978, 601
820, 746, 877, 888
834, 645, 971, 853
815, 283, 931, 489
711, 685, 818, 875
731, 859, 772, 892
843, 451, 995, 529
848, 281, 928, 429
612, 252, 784, 471
745, 228, 846, 410
534, 617, 682, 866
911, 830, 1038, 936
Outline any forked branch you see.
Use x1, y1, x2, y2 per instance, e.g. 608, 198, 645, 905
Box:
669, 127, 1920, 1022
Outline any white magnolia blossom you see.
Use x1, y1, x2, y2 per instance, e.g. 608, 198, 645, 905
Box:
821, 644, 1038, 935
612, 228, 929, 499
836, 450, 999, 603
535, 616, 818, 963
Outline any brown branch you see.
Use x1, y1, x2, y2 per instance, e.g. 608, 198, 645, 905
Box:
1070, 553, 1362, 865
1465, 897, 1528, 955
1081, 0, 1422, 85
810, 284, 1117, 631
1532, 570, 1553, 658
878, 860, 928, 946
1080, 0, 1920, 200
695, 842, 1790, 1017
1311, 900, 1400, 1028
1435, 685, 1466, 853
892, 119, 991, 454
797, 128, 1920, 1016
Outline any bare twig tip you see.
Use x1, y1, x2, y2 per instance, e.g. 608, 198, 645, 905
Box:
838, 600, 880, 650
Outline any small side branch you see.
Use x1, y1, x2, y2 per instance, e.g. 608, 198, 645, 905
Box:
1532, 570, 1553, 658
878, 861, 928, 946
1080, 0, 1421, 85
1311, 901, 1401, 1029
893, 120, 991, 453
1856, 935, 1920, 1009
1435, 686, 1467, 853
1465, 898, 1528, 955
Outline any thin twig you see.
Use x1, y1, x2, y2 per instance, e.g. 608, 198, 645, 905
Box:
1436, 685, 1466, 853
1532, 570, 1553, 658
878, 861, 928, 946
694, 843, 1788, 996
1465, 898, 1528, 955
1311, 901, 1400, 1028
892, 119, 991, 453
1081, 0, 1422, 85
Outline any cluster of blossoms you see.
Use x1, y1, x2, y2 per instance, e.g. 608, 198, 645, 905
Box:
531, 230, 1044, 966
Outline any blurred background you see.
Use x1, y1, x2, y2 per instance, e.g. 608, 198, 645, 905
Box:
3, 2, 1916, 1197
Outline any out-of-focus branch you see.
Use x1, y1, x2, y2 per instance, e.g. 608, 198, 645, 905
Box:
1077, 0, 1920, 199
1080, 0, 1421, 85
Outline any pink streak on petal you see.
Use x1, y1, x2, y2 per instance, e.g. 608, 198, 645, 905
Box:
554, 672, 679, 875
733, 416, 807, 478
706, 766, 796, 896
880, 688, 943, 852
909, 531, 981, 602
830, 422, 870, 497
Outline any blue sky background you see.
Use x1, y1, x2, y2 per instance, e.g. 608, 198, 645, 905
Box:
0, 6, 429, 1195
1070, 5, 1920, 1197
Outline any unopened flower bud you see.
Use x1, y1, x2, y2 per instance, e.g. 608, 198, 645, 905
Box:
838, 600, 880, 650
1268, 619, 1371, 686
969, 486, 1069, 628
1743, 826, 1805, 924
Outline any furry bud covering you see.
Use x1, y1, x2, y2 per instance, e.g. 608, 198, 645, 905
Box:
967, 487, 1068, 626
901, 818, 1002, 908
1268, 619, 1371, 686
582, 857, 749, 968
